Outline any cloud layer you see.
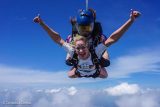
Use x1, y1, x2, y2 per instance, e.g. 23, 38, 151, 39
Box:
0, 64, 102, 86
0, 83, 160, 107
108, 48, 160, 78
104, 82, 140, 96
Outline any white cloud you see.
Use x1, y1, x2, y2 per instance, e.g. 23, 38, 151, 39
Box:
0, 83, 160, 107
108, 48, 160, 78
0, 64, 66, 84
0, 64, 103, 86
45, 88, 61, 94
67, 86, 77, 95
104, 82, 140, 96
0, 47, 159, 87
116, 91, 160, 107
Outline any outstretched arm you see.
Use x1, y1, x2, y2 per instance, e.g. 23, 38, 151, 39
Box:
33, 14, 65, 46
104, 10, 141, 47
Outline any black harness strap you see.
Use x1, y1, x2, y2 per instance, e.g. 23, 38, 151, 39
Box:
69, 20, 102, 78
72, 52, 78, 68
89, 43, 100, 78
92, 22, 103, 47
72, 53, 82, 77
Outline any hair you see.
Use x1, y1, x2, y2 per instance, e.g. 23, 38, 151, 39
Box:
73, 34, 87, 45
88, 8, 96, 20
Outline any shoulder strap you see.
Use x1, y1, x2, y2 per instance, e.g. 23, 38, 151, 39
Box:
70, 17, 78, 40
89, 45, 100, 78
72, 52, 82, 77
92, 22, 103, 47
72, 52, 78, 68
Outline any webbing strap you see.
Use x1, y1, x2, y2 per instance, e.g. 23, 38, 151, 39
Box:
72, 52, 78, 68
89, 44, 100, 77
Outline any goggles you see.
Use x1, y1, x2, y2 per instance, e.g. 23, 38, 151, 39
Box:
77, 23, 94, 32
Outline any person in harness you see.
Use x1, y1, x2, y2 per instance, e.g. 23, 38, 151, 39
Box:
33, 9, 140, 78
65, 9, 110, 68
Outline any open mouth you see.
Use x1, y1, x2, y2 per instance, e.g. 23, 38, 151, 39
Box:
79, 52, 86, 57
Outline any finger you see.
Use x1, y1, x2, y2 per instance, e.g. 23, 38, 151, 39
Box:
137, 12, 141, 16
130, 9, 133, 15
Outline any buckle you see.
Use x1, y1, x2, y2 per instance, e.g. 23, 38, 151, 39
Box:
72, 58, 78, 65
93, 58, 99, 64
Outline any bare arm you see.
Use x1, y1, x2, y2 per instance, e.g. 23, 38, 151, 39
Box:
104, 10, 141, 47
33, 15, 65, 46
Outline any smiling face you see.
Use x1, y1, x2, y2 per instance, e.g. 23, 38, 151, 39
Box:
74, 37, 90, 60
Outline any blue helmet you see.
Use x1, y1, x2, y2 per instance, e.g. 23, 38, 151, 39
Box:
77, 9, 94, 26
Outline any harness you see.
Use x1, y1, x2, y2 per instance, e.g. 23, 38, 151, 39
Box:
66, 20, 104, 78
73, 45, 100, 78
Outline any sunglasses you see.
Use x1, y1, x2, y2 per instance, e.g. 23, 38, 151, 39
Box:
75, 45, 87, 51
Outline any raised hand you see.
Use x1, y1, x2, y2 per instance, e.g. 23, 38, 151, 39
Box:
33, 14, 43, 24
130, 9, 141, 21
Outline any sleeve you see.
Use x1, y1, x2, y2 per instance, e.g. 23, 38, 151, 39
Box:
95, 43, 107, 58
65, 35, 72, 43
99, 34, 108, 44
62, 42, 74, 58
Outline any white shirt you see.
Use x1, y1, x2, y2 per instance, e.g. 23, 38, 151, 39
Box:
62, 42, 107, 76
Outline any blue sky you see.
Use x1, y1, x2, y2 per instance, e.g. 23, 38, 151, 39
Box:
0, 0, 160, 86
0, 0, 160, 107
